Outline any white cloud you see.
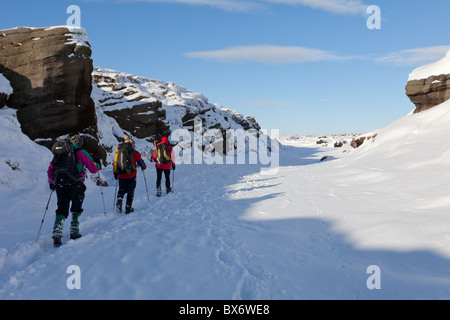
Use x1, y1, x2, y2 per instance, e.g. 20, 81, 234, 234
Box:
376, 46, 450, 66
262, 0, 368, 16
185, 45, 351, 64
112, 0, 263, 12
110, 0, 369, 14
186, 44, 450, 68
246, 100, 295, 107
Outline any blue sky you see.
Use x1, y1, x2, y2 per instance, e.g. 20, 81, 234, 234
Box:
2, 0, 450, 134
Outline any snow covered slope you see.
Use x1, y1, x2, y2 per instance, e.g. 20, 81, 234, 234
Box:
324, 99, 450, 256
2, 94, 450, 299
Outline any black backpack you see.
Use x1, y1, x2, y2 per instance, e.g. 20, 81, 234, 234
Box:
156, 142, 171, 164
51, 140, 81, 186
117, 142, 135, 174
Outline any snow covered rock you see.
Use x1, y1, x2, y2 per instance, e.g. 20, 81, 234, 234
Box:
92, 68, 261, 143
0, 26, 96, 140
406, 50, 450, 113
0, 73, 13, 108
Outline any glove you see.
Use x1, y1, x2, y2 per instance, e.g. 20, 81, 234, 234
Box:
94, 158, 102, 170
114, 172, 118, 180
49, 183, 56, 191
172, 164, 176, 171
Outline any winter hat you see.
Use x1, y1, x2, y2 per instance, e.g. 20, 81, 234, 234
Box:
124, 134, 132, 143
161, 136, 169, 144
124, 134, 135, 147
70, 134, 83, 147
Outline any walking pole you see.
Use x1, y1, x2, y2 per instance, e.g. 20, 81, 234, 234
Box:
142, 168, 150, 201
142, 168, 150, 202
112, 156, 118, 210
113, 177, 118, 209
98, 172, 107, 215
35, 190, 54, 243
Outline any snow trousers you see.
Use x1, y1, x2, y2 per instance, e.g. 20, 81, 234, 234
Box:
53, 182, 86, 238
117, 177, 136, 212
55, 182, 86, 218
156, 168, 171, 191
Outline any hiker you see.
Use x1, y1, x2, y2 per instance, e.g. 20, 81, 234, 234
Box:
152, 136, 176, 197
113, 135, 147, 214
47, 135, 101, 247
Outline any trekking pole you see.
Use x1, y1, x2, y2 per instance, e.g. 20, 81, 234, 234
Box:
98, 172, 107, 215
113, 178, 118, 209
142, 168, 150, 202
35, 190, 54, 243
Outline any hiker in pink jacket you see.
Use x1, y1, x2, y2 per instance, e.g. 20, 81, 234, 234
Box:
47, 135, 100, 247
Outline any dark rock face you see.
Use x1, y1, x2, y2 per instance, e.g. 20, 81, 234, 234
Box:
105, 101, 169, 139
0, 92, 7, 108
0, 26, 96, 139
406, 74, 450, 113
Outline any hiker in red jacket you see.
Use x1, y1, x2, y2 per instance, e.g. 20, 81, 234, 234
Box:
152, 136, 176, 197
113, 136, 147, 214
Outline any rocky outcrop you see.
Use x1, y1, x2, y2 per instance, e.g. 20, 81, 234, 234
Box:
405, 74, 450, 113
405, 50, 450, 113
93, 70, 170, 139
92, 68, 261, 144
0, 26, 96, 140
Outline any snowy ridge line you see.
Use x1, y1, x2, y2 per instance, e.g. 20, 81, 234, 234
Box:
408, 49, 450, 81
0, 26, 90, 48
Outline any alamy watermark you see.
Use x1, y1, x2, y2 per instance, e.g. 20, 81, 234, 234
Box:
170, 121, 280, 175
367, 5, 381, 30
366, 265, 381, 290
67, 5, 81, 27
66, 265, 81, 290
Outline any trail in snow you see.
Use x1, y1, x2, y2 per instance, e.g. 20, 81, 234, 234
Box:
2, 139, 450, 300
0, 143, 332, 300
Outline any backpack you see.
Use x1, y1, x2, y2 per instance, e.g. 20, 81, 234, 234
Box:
117, 142, 135, 174
51, 140, 81, 186
156, 142, 171, 164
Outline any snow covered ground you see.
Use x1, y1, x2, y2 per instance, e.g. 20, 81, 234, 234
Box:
2, 95, 450, 300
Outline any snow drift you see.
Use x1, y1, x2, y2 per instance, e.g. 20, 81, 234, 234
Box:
408, 50, 450, 81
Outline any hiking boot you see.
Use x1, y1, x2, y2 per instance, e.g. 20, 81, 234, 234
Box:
70, 233, 82, 240
166, 187, 172, 194
125, 206, 134, 214
116, 198, 123, 213
53, 215, 65, 238
53, 236, 62, 248
70, 212, 82, 236
156, 187, 162, 197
